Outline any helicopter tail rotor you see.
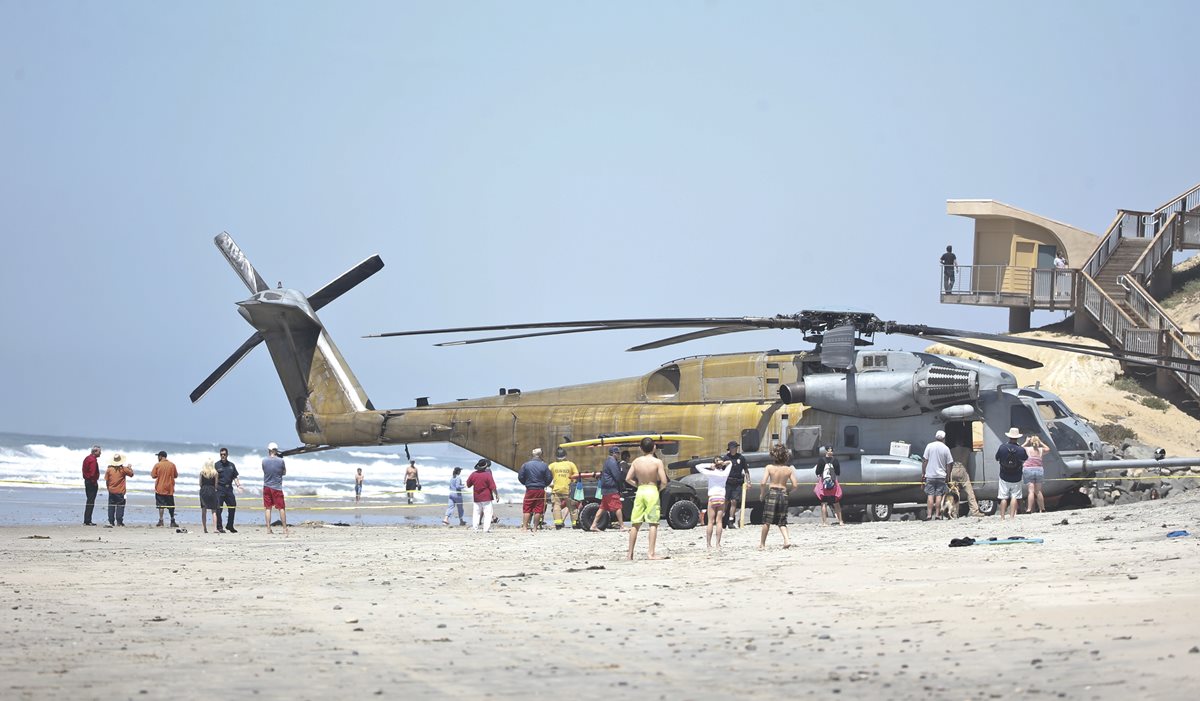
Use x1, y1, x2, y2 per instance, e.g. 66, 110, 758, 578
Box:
190, 234, 384, 434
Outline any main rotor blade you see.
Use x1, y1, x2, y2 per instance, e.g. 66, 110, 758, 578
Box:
626, 327, 756, 352
365, 316, 803, 339
189, 332, 264, 403
308, 255, 385, 311
214, 232, 269, 294
911, 326, 1200, 369
435, 324, 666, 346
922, 336, 1044, 370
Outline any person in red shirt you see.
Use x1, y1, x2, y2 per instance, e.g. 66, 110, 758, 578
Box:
82, 445, 101, 526
465, 459, 499, 532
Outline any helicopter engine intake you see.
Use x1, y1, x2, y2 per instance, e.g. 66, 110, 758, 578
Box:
779, 366, 979, 418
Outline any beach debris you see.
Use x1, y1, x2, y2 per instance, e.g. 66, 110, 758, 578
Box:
497, 572, 533, 579
565, 565, 606, 573
1189, 646, 1199, 654
345, 618, 359, 624
22, 535, 50, 539
148, 616, 167, 622
1054, 519, 1069, 526
1166, 530, 1190, 538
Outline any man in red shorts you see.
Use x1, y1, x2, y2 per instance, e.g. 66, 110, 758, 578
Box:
261, 442, 288, 536
518, 448, 552, 532
591, 446, 627, 532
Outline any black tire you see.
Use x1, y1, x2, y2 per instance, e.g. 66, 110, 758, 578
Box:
579, 502, 604, 531
976, 499, 998, 516
667, 500, 700, 530
748, 504, 764, 526
864, 503, 892, 522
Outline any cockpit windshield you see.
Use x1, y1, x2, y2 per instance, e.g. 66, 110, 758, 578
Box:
1011, 402, 1092, 453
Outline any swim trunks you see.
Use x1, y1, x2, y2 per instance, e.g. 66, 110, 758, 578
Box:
630, 484, 660, 524
155, 494, 175, 508
262, 486, 285, 509
762, 488, 789, 525
522, 488, 547, 514
600, 492, 622, 512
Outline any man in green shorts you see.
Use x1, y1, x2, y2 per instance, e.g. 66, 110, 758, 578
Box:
625, 437, 669, 560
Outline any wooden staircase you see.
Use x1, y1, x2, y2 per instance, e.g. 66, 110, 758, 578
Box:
1093, 238, 1150, 320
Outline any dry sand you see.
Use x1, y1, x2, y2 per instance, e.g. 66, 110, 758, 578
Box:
2, 495, 1199, 701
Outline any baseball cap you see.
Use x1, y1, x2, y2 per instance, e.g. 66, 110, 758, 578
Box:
267, 442, 278, 451
608, 446, 620, 454
934, 430, 946, 440
156, 451, 167, 458
727, 440, 739, 449
555, 447, 567, 459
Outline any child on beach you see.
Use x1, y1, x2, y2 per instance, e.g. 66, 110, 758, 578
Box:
355, 468, 364, 504
444, 467, 466, 526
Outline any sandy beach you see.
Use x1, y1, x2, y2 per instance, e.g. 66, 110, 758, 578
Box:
2, 494, 1198, 701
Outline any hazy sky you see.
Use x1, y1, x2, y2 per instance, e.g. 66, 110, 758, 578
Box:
3, 1, 1198, 448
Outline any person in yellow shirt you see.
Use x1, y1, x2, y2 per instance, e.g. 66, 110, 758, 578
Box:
547, 448, 580, 530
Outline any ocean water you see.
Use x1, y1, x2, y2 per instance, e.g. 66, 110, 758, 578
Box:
0, 431, 521, 526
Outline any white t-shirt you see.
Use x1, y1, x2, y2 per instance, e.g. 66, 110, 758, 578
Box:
696, 462, 731, 500
922, 441, 953, 480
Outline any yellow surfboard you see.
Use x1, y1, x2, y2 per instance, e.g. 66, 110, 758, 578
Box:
559, 434, 704, 449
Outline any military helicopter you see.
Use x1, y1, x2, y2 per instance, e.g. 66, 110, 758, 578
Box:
192, 234, 1200, 527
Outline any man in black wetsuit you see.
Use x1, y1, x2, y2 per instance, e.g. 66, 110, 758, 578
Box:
723, 440, 750, 528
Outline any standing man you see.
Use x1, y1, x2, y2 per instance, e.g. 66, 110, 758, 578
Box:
82, 445, 101, 526
591, 446, 627, 532
518, 448, 553, 532
151, 451, 179, 528
405, 460, 421, 504
466, 458, 499, 532
940, 245, 957, 293
354, 468, 364, 504
921, 429, 953, 521
104, 453, 134, 527
547, 447, 580, 530
948, 462, 983, 517
262, 442, 288, 535
625, 437, 669, 560
215, 447, 242, 533
995, 428, 1028, 521
723, 440, 750, 529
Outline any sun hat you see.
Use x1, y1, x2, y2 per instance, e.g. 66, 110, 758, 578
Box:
1005, 427, 1022, 439
108, 453, 126, 467
474, 458, 491, 470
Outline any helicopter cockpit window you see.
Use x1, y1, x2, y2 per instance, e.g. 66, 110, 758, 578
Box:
844, 425, 859, 449
1037, 402, 1069, 420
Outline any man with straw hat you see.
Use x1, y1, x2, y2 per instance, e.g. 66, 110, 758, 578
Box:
104, 453, 134, 527
995, 428, 1029, 520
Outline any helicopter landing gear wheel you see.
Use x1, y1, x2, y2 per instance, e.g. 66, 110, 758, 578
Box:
976, 499, 998, 517
666, 500, 700, 530
579, 503, 605, 531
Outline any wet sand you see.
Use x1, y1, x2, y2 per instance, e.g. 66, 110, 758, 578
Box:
2, 496, 1198, 700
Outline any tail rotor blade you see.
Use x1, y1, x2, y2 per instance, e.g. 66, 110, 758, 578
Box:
215, 232, 269, 294
189, 332, 263, 403
308, 255, 385, 311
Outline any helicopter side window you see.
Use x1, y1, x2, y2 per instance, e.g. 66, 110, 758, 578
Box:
1009, 405, 1040, 439
844, 425, 859, 449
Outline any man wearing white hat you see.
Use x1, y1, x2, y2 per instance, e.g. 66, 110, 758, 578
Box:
994, 428, 1028, 520
262, 442, 288, 535
921, 430, 953, 521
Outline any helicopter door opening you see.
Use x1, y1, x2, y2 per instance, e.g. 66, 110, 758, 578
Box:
943, 420, 979, 476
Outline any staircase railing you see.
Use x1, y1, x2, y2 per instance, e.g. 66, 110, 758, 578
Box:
1080, 271, 1139, 346
1119, 276, 1183, 336
1153, 181, 1200, 222
1082, 210, 1153, 279
1165, 332, 1200, 397
1130, 212, 1179, 283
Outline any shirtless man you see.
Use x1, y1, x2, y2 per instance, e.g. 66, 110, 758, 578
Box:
405, 460, 421, 505
625, 437, 669, 560
759, 444, 798, 549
